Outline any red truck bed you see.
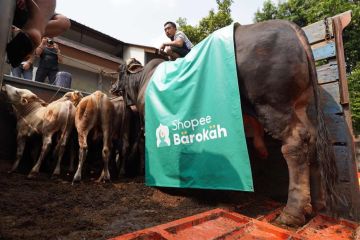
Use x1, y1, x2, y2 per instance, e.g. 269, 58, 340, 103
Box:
110, 208, 359, 240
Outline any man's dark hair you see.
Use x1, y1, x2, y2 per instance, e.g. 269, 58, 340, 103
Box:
164, 21, 176, 29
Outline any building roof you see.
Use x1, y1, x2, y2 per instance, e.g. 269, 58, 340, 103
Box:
69, 19, 157, 53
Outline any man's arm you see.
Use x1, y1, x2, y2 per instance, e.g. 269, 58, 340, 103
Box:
54, 43, 63, 63
22, 54, 34, 70
160, 37, 184, 50
35, 38, 47, 56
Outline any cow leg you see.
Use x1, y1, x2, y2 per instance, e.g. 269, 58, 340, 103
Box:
243, 114, 268, 159
9, 135, 27, 173
52, 130, 71, 178
68, 139, 76, 173
276, 116, 313, 226
97, 129, 111, 183
119, 133, 130, 176
138, 130, 145, 175
28, 134, 52, 179
73, 131, 88, 183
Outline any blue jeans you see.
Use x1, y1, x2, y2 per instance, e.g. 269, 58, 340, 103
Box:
11, 66, 33, 80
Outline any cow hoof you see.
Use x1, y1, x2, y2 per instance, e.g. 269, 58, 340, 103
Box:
275, 211, 305, 227
96, 177, 111, 183
304, 203, 313, 216
72, 178, 81, 185
8, 167, 18, 174
312, 200, 325, 212
51, 174, 60, 180
27, 172, 38, 179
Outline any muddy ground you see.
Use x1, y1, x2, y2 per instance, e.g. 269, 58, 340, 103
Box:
0, 155, 289, 240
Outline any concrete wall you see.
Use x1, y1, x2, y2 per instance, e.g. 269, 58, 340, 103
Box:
44, 64, 114, 94
123, 46, 145, 65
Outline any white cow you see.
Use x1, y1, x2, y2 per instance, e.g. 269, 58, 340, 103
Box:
1, 84, 82, 179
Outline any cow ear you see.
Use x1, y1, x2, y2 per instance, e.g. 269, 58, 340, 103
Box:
20, 94, 35, 105
20, 96, 28, 105
74, 90, 82, 98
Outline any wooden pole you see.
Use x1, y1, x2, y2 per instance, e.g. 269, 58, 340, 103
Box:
0, 0, 16, 86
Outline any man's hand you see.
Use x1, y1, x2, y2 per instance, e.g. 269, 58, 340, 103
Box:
22, 61, 31, 70
159, 43, 166, 50
41, 37, 48, 46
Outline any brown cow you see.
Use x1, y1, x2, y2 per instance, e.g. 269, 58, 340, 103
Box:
113, 20, 340, 226
1, 84, 82, 179
73, 91, 114, 183
110, 96, 131, 176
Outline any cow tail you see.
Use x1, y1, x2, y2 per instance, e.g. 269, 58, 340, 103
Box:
54, 102, 73, 156
297, 25, 341, 212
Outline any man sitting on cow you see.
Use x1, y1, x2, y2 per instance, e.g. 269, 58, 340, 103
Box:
160, 21, 193, 61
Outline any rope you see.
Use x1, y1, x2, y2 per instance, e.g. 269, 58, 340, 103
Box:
34, 48, 119, 102
47, 85, 63, 103
11, 105, 41, 135
37, 47, 118, 75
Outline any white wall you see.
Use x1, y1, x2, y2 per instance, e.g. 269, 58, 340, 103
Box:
123, 46, 145, 65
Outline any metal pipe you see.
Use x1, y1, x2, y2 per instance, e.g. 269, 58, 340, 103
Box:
0, 0, 16, 86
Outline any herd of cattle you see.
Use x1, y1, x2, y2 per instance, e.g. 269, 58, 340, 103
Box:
1, 84, 139, 183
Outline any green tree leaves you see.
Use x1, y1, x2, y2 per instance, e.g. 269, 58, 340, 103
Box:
349, 64, 360, 134
176, 0, 233, 44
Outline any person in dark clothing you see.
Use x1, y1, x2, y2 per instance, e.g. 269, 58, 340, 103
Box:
34, 37, 62, 83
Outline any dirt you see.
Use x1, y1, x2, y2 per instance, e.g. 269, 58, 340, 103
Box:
0, 160, 283, 240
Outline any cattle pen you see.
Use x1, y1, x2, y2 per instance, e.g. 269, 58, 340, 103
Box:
0, 3, 359, 239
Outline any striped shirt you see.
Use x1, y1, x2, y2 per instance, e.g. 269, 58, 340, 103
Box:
174, 31, 193, 50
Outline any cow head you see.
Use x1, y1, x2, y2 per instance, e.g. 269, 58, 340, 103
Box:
62, 90, 83, 106
1, 84, 47, 106
110, 63, 127, 97
126, 58, 143, 74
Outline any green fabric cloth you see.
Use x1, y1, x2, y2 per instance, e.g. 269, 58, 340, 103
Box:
145, 23, 253, 191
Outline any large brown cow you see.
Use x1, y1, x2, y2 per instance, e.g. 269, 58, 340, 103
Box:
1, 84, 82, 178
72, 91, 114, 183
109, 96, 131, 177
112, 20, 340, 226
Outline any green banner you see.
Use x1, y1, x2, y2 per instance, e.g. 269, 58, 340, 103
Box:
145, 23, 253, 191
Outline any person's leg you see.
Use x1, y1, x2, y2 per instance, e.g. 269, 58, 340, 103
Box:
48, 69, 58, 84
164, 46, 180, 60
22, 67, 33, 80
11, 66, 22, 78
166, 46, 189, 60
44, 14, 71, 37
34, 68, 48, 82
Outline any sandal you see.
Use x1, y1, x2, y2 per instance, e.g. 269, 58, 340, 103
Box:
6, 31, 34, 68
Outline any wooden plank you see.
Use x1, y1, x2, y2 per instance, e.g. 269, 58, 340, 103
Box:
311, 40, 336, 61
319, 82, 342, 114
302, 18, 333, 44
316, 61, 339, 84
324, 113, 348, 144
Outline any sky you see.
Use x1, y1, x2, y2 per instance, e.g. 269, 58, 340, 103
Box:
56, 0, 269, 48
